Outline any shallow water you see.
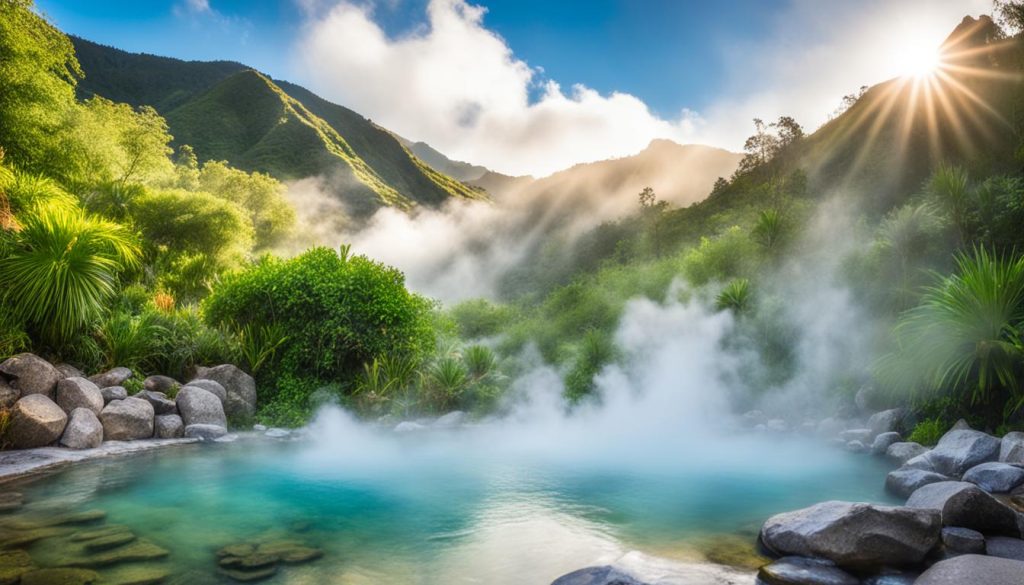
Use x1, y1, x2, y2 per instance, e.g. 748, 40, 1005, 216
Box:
3, 426, 895, 585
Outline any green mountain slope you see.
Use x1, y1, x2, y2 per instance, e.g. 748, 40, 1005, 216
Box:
71, 38, 486, 216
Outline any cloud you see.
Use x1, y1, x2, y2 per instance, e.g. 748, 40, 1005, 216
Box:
177, 0, 212, 15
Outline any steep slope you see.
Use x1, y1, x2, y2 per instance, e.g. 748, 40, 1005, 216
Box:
399, 139, 490, 182
71, 38, 486, 216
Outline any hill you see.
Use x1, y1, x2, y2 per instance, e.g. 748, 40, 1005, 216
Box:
71, 38, 486, 216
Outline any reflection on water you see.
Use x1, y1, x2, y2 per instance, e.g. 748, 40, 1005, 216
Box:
3, 432, 895, 584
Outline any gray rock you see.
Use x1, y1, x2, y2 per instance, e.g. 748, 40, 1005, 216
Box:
906, 481, 1020, 536
913, 430, 1001, 477
176, 386, 227, 428
184, 424, 227, 441
904, 453, 938, 473
54, 363, 84, 379
154, 414, 184, 439
8, 394, 68, 448
915, 554, 1024, 585
999, 432, 1024, 465
860, 571, 917, 585
0, 353, 60, 399
0, 379, 18, 408
181, 379, 226, 403
88, 367, 133, 388
253, 424, 267, 432
985, 536, 1024, 561
839, 428, 873, 443
757, 556, 859, 585
961, 461, 1024, 493
394, 421, 426, 433
99, 397, 154, 441
265, 428, 290, 439
871, 432, 902, 455
143, 375, 179, 394
759, 501, 940, 567
940, 527, 985, 554
885, 468, 950, 498
55, 377, 104, 415
846, 440, 867, 453
886, 442, 928, 465
99, 386, 127, 403
550, 565, 648, 585
192, 365, 256, 420
136, 390, 176, 416
951, 418, 971, 430
868, 409, 902, 437
60, 408, 103, 450
434, 411, 467, 428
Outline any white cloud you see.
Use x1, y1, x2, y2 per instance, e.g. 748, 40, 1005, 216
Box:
179, 0, 212, 15
294, 0, 991, 177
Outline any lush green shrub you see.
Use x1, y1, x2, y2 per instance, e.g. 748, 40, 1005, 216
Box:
564, 329, 617, 402
715, 278, 752, 313
908, 418, 947, 446
682, 226, 757, 286
448, 298, 517, 339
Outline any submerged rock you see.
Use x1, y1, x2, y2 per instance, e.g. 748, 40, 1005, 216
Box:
97, 565, 170, 585
885, 468, 950, 499
8, 394, 67, 449
99, 398, 154, 441
88, 367, 132, 389
961, 461, 1024, 493
906, 481, 1020, 536
0, 549, 34, 584
55, 378, 104, 416
915, 554, 1024, 585
757, 556, 859, 585
60, 408, 103, 450
550, 565, 649, 585
759, 501, 940, 568
0, 492, 23, 513
940, 526, 985, 554
20, 568, 100, 585
59, 538, 169, 568
218, 565, 277, 582
264, 428, 290, 439
0, 353, 61, 399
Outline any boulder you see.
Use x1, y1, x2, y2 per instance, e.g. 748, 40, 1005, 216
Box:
54, 364, 84, 380
961, 462, 1024, 493
915, 554, 1024, 585
885, 468, 950, 499
265, 428, 290, 439
549, 566, 648, 585
759, 501, 940, 567
906, 481, 1020, 536
940, 527, 985, 554
54, 378, 104, 415
912, 430, 1001, 477
0, 379, 18, 408
846, 440, 867, 453
176, 386, 226, 427
193, 365, 256, 420
886, 442, 928, 465
184, 424, 227, 441
154, 414, 184, 439
985, 536, 1024, 561
871, 432, 902, 455
7, 394, 67, 449
839, 428, 873, 443
135, 390, 176, 415
20, 568, 101, 585
860, 571, 917, 585
181, 379, 226, 403
99, 386, 127, 403
87, 367, 132, 389
951, 418, 971, 430
142, 375, 179, 394
0, 353, 60, 399
868, 409, 902, 437
59, 408, 103, 450
1000, 432, 1024, 465
99, 397, 154, 441
757, 556, 859, 585
394, 421, 426, 433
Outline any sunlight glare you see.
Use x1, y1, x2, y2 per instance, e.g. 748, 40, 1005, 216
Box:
897, 42, 943, 79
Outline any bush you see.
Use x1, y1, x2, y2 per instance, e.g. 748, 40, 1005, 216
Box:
448, 298, 516, 339
908, 418, 947, 446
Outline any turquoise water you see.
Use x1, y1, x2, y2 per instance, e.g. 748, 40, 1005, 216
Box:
5, 420, 895, 584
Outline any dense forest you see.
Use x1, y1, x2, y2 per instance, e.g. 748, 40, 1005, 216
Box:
2, 0, 1024, 447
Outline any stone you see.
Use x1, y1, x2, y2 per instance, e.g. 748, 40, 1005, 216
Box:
912, 429, 1001, 478
154, 414, 184, 439
859, 573, 917, 585
0, 526, 68, 548
99, 397, 154, 441
7, 394, 68, 449
550, 565, 648, 585
940, 527, 985, 553
759, 501, 940, 567
135, 390, 176, 415
71, 526, 132, 541
885, 442, 928, 465
55, 377, 104, 416
0, 354, 60, 399
100, 386, 128, 403
184, 424, 227, 441
951, 419, 971, 430
87, 367, 132, 389
961, 461, 1024, 493
0, 380, 17, 409
217, 544, 255, 558
433, 411, 466, 428
143, 375, 178, 394
60, 408, 103, 450
219, 554, 278, 570
868, 409, 902, 437
757, 556, 859, 585
394, 421, 425, 433
845, 440, 866, 453
82, 530, 136, 552
839, 428, 873, 443
6, 509, 106, 530
0, 549, 34, 585
0, 492, 23, 513
59, 539, 169, 568
217, 566, 277, 582
176, 386, 226, 427
54, 364, 84, 380
871, 432, 902, 455
96, 565, 170, 585
20, 568, 101, 585
264, 428, 289, 439
906, 481, 1020, 536
885, 468, 950, 498
253, 424, 267, 432
193, 365, 256, 420
914, 554, 1024, 585
985, 536, 1024, 561
999, 432, 1024, 465
181, 379, 226, 402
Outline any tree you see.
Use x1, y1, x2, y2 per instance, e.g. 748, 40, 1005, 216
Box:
193, 161, 295, 249
638, 186, 669, 257
927, 164, 971, 247
735, 117, 805, 176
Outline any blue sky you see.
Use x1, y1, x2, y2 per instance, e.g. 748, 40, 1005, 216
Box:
37, 0, 988, 176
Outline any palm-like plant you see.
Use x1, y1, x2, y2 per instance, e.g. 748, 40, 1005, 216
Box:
0, 204, 141, 345
752, 209, 784, 251
927, 164, 971, 246
463, 345, 496, 380
95, 311, 167, 370
881, 248, 1024, 416
234, 322, 289, 374
715, 278, 752, 313
4, 170, 77, 216
428, 356, 468, 407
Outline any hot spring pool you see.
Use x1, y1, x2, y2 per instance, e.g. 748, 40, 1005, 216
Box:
2, 416, 895, 585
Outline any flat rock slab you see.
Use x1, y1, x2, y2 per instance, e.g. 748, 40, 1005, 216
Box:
914, 554, 1024, 585
20, 568, 101, 585
757, 557, 858, 585
0, 438, 199, 483
59, 538, 169, 568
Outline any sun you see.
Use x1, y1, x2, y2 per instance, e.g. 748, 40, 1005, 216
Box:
897, 42, 944, 78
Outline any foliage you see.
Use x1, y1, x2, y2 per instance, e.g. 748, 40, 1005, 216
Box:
233, 323, 288, 374
927, 164, 972, 246
564, 329, 617, 402
908, 418, 947, 446
751, 209, 785, 251
93, 311, 166, 370
448, 298, 517, 339
715, 278, 753, 314
189, 160, 295, 249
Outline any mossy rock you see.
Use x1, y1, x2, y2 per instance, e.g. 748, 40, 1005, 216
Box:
216, 544, 254, 558
217, 565, 277, 582
20, 568, 101, 585
59, 539, 169, 568
0, 549, 34, 585
0, 526, 69, 549
696, 534, 769, 570
5, 510, 106, 530
218, 553, 278, 570
83, 531, 136, 552
72, 526, 132, 542
98, 564, 170, 585
0, 494, 23, 514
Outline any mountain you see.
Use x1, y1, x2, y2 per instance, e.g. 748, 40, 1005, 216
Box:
398, 139, 489, 182
70, 38, 486, 216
